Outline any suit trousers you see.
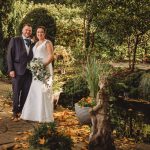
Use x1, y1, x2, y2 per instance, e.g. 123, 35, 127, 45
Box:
12, 69, 32, 115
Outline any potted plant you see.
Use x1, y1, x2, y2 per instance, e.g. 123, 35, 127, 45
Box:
75, 57, 100, 124
75, 97, 96, 124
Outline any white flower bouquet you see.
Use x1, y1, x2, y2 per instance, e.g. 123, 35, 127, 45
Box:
28, 58, 50, 84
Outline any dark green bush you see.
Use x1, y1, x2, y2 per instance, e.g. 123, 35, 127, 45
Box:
29, 122, 73, 150
19, 8, 56, 44
124, 70, 145, 88
108, 69, 150, 100
139, 73, 150, 100
58, 76, 90, 108
128, 87, 139, 99
0, 0, 15, 74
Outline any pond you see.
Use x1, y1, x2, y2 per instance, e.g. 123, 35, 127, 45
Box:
111, 98, 150, 143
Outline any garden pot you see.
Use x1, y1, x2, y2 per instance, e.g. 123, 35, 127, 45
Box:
75, 103, 91, 125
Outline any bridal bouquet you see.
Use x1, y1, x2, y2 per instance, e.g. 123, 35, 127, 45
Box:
28, 58, 50, 84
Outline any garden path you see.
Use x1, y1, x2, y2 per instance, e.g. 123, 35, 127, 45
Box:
110, 62, 150, 70
0, 81, 89, 150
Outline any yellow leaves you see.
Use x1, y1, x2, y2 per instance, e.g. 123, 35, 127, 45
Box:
54, 106, 90, 149
21, 136, 28, 141
13, 131, 32, 149
14, 137, 20, 142
47, 129, 51, 135
13, 144, 21, 149
20, 143, 29, 149
13, 143, 29, 149
39, 137, 46, 145
114, 137, 136, 150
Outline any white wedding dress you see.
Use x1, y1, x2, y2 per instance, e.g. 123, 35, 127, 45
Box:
21, 40, 54, 122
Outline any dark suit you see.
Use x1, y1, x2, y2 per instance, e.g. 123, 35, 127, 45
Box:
7, 36, 34, 116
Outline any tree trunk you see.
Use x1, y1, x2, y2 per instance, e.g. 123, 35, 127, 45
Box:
91, 32, 95, 49
85, 14, 92, 49
83, 12, 86, 50
131, 35, 139, 71
89, 80, 116, 150
127, 37, 132, 69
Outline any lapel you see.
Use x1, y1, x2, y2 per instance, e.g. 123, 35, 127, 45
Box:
19, 36, 28, 56
28, 44, 33, 58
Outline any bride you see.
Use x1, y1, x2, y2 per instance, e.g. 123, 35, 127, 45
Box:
21, 26, 54, 122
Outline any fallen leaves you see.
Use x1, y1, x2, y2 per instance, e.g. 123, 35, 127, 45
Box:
10, 105, 136, 150
39, 137, 46, 145
13, 131, 32, 149
54, 106, 90, 149
114, 137, 136, 150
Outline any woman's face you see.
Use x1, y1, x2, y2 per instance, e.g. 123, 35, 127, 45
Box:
36, 28, 45, 40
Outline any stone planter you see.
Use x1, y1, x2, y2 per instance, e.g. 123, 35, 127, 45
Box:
75, 103, 91, 125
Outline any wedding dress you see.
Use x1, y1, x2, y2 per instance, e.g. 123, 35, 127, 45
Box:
21, 40, 54, 122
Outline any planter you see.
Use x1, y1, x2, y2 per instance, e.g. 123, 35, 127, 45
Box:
75, 103, 91, 125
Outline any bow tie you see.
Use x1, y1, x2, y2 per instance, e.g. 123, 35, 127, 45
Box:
24, 39, 31, 47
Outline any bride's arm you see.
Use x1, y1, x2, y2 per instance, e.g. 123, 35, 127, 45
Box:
43, 41, 54, 66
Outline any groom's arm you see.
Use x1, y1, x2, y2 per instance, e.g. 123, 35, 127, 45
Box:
7, 38, 15, 77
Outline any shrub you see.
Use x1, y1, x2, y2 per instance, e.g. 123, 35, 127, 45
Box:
19, 8, 56, 44
124, 70, 145, 88
139, 73, 150, 100
58, 76, 90, 108
29, 122, 73, 150
108, 69, 150, 100
54, 45, 75, 67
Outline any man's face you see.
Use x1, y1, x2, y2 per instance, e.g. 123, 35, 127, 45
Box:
22, 25, 32, 38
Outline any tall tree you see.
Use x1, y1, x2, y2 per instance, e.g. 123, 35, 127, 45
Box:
90, 0, 150, 70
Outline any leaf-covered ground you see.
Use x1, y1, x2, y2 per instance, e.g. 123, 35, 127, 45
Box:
0, 92, 136, 150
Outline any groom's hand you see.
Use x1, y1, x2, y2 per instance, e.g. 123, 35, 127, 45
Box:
9, 71, 15, 78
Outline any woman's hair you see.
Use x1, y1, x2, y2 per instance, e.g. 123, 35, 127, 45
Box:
36, 26, 46, 34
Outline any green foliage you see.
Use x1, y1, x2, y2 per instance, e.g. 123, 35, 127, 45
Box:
124, 71, 144, 87
0, 0, 15, 73
128, 88, 139, 99
85, 57, 114, 99
20, 8, 56, 44
29, 122, 73, 150
17, 3, 83, 47
109, 69, 150, 100
78, 97, 96, 107
0, 0, 15, 39
82, 0, 150, 67
124, 70, 146, 98
85, 57, 100, 98
7, 0, 33, 37
139, 73, 150, 100
110, 104, 150, 143
92, 0, 150, 41
58, 76, 90, 108
27, 0, 86, 5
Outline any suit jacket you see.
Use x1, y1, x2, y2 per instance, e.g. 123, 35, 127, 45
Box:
7, 36, 34, 75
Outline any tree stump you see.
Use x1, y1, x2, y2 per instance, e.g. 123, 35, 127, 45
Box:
89, 79, 116, 150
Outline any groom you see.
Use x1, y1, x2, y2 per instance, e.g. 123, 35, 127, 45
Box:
7, 23, 34, 121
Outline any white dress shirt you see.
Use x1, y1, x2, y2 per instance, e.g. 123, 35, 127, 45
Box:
22, 35, 30, 55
